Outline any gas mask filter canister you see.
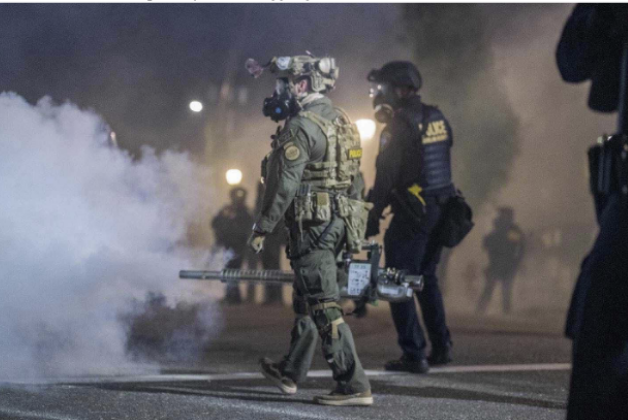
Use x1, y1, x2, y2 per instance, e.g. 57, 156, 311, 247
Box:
263, 78, 300, 122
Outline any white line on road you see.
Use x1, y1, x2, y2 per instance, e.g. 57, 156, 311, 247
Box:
0, 408, 79, 420
2, 363, 571, 385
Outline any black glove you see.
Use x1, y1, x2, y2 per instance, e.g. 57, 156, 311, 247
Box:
365, 212, 380, 238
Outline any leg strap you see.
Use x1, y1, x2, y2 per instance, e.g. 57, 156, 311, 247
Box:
310, 302, 342, 312
330, 317, 345, 340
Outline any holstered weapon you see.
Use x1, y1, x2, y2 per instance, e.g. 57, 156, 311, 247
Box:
390, 187, 425, 227
588, 39, 628, 216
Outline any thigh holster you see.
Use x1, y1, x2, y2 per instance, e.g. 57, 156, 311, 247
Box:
292, 292, 310, 316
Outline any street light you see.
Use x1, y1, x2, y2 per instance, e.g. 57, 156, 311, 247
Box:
189, 100, 203, 113
226, 169, 243, 186
355, 119, 376, 141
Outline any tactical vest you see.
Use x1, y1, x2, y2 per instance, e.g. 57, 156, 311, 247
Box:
298, 108, 362, 191
399, 105, 453, 192
292, 108, 372, 253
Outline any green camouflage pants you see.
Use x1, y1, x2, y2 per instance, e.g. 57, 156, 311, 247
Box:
280, 217, 370, 393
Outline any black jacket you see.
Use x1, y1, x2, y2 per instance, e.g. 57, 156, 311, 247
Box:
369, 96, 453, 220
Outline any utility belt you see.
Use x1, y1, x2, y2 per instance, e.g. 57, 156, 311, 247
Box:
588, 134, 628, 200
291, 184, 373, 255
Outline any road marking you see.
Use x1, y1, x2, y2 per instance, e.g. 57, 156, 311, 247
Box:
0, 408, 78, 420
431, 363, 570, 374
1, 363, 571, 385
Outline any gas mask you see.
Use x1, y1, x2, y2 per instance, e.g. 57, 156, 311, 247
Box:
263, 78, 301, 122
370, 83, 398, 124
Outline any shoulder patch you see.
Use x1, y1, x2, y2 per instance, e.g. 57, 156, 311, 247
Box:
284, 142, 301, 161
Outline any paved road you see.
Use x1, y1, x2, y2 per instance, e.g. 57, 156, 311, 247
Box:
0, 303, 572, 420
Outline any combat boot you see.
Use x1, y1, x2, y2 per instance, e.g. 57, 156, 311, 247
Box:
314, 388, 373, 406
427, 343, 453, 366
384, 355, 429, 373
259, 357, 297, 395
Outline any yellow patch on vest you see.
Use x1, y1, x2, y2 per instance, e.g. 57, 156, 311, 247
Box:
348, 148, 363, 159
422, 120, 448, 144
284, 143, 301, 161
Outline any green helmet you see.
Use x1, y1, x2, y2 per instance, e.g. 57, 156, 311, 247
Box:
267, 54, 339, 93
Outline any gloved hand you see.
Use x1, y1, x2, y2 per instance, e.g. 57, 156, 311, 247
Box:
248, 231, 266, 254
365, 212, 380, 238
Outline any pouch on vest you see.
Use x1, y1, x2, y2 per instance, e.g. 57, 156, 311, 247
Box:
337, 195, 373, 253
438, 190, 474, 248
294, 186, 331, 223
314, 192, 332, 221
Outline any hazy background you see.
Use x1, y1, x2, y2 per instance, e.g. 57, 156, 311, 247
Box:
0, 4, 617, 379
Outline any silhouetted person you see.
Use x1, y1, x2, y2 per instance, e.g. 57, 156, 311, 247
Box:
557, 5, 628, 420
211, 187, 254, 304
476, 207, 524, 314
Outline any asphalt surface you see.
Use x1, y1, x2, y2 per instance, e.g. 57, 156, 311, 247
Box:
0, 303, 572, 420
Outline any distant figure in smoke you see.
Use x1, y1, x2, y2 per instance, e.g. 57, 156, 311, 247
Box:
211, 187, 254, 305
476, 207, 525, 314
557, 4, 628, 420
253, 180, 286, 305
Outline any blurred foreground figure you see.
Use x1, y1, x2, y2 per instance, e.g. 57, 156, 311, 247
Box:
254, 181, 286, 305
365, 61, 461, 372
211, 187, 253, 304
557, 5, 628, 420
476, 207, 525, 314
247, 54, 372, 406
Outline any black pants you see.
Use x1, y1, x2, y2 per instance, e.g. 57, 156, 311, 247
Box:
566, 193, 628, 420
384, 195, 451, 360
476, 269, 516, 314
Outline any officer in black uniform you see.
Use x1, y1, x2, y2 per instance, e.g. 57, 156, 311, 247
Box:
557, 5, 628, 420
477, 207, 525, 314
365, 61, 455, 373
211, 187, 254, 304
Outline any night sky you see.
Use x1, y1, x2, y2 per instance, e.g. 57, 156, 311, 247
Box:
0, 4, 407, 156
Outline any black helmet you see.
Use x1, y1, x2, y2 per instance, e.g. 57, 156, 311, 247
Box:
367, 61, 422, 91
229, 187, 247, 203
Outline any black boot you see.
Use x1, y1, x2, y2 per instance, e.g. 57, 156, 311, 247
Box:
428, 343, 452, 366
384, 355, 429, 374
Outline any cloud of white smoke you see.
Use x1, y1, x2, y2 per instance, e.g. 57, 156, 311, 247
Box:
0, 93, 219, 381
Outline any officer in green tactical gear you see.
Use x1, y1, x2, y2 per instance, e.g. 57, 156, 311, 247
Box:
247, 54, 373, 406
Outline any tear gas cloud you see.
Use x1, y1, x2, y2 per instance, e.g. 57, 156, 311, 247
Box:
0, 93, 220, 381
